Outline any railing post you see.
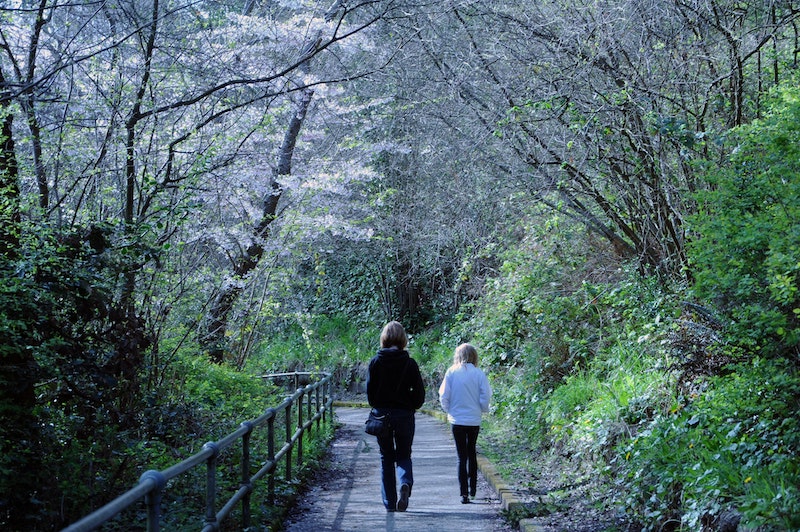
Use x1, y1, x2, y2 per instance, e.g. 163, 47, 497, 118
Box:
240, 421, 253, 529
307, 384, 313, 432
139, 470, 166, 532
326, 377, 334, 421
297, 389, 304, 467
284, 402, 292, 482
268, 413, 276, 505
203, 442, 220, 531
315, 384, 321, 430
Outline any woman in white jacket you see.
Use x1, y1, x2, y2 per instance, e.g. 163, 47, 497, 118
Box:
438, 343, 492, 504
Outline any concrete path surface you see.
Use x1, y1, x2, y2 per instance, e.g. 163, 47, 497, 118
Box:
281, 406, 514, 532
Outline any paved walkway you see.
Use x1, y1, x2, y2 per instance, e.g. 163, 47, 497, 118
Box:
282, 406, 514, 532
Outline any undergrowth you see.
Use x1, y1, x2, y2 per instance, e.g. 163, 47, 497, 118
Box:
430, 216, 800, 530
617, 357, 800, 530
67, 345, 338, 531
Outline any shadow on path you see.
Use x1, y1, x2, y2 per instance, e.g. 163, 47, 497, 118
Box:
281, 407, 514, 532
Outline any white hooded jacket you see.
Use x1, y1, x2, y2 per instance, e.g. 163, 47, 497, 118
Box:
438, 363, 492, 426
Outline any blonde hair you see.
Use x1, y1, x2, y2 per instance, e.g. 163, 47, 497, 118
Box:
453, 343, 478, 367
380, 321, 408, 349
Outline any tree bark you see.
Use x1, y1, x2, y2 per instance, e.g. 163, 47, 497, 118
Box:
204, 87, 315, 363
0, 69, 20, 256
22, 0, 50, 210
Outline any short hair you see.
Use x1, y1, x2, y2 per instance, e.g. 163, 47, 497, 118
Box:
454, 343, 478, 366
380, 321, 408, 349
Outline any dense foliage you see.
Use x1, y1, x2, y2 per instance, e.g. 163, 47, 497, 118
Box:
690, 85, 800, 355
450, 84, 800, 530
0, 224, 292, 527
620, 358, 800, 530
2, 0, 799, 530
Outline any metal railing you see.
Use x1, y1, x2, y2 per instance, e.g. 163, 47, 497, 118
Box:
62, 372, 334, 532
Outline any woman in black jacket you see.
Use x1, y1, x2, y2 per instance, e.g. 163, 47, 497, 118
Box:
366, 321, 426, 512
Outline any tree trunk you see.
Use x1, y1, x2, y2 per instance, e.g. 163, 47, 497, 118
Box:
0, 71, 20, 256
204, 87, 315, 363
22, 0, 50, 210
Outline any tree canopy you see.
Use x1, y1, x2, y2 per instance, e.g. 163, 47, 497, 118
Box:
1, 0, 799, 529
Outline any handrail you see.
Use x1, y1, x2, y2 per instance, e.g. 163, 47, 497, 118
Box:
260, 370, 329, 392
62, 372, 334, 532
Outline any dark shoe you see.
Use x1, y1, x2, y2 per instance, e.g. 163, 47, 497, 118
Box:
461, 495, 470, 504
397, 484, 410, 511
469, 488, 476, 498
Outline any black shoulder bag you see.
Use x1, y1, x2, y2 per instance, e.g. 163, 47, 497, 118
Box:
365, 360, 410, 438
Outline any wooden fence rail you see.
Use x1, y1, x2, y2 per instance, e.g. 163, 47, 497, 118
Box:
62, 372, 334, 532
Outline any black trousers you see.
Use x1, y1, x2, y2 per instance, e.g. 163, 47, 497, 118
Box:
451, 424, 480, 497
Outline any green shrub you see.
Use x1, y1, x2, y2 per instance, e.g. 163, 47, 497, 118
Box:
460, 214, 682, 459
544, 344, 675, 454
248, 312, 375, 373
466, 220, 611, 382
1, 223, 156, 528
689, 82, 800, 355
618, 357, 800, 530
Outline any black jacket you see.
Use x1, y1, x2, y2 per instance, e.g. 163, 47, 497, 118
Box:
366, 347, 425, 410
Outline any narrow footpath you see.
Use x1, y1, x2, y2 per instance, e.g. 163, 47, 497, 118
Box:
281, 406, 514, 532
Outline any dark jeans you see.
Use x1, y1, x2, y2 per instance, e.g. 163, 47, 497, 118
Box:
375, 408, 415, 510
452, 424, 480, 497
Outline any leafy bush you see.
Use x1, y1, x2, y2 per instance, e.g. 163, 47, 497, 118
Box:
618, 358, 800, 530
1, 223, 154, 528
460, 215, 681, 456
545, 344, 675, 453
689, 83, 800, 355
466, 221, 609, 380
249, 312, 375, 373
